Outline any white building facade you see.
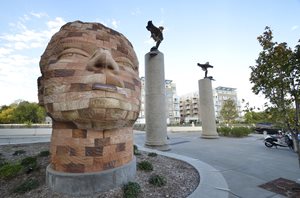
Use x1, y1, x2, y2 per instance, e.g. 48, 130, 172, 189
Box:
179, 86, 242, 124
136, 77, 180, 125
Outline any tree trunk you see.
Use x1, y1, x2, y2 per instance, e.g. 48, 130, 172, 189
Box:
294, 100, 300, 168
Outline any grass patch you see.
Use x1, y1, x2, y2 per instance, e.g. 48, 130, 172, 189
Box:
123, 182, 141, 198
21, 156, 38, 173
147, 152, 158, 157
149, 174, 167, 187
13, 178, 40, 194
0, 158, 8, 167
0, 162, 22, 179
137, 160, 153, 171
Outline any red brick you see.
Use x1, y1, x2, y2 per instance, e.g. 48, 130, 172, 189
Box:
72, 129, 87, 138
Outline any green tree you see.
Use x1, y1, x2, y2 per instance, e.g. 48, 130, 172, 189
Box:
250, 26, 300, 166
0, 101, 46, 124
13, 101, 46, 124
220, 98, 239, 124
243, 111, 266, 124
0, 105, 17, 123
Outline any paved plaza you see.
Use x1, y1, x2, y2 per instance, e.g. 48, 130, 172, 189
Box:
135, 131, 299, 198
1, 129, 299, 197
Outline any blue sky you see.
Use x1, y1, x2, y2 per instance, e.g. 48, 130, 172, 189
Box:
0, 0, 300, 109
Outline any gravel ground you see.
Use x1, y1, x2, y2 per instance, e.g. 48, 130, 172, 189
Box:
0, 142, 199, 198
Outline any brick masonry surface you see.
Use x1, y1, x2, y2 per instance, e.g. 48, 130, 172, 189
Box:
38, 21, 140, 173
50, 123, 133, 173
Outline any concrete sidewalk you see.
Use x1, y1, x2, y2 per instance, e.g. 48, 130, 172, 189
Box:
134, 131, 298, 198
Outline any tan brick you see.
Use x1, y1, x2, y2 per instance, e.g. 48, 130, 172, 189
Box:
89, 98, 120, 109
81, 73, 106, 84
87, 129, 103, 139
103, 145, 117, 156
106, 73, 124, 88
61, 110, 79, 120
105, 109, 127, 120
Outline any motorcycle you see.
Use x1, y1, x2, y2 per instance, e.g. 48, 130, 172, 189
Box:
264, 132, 294, 150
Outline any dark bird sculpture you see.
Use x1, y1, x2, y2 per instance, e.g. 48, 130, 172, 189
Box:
197, 62, 214, 79
146, 20, 164, 51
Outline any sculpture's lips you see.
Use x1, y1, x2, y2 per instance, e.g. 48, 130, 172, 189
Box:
92, 83, 128, 96
92, 83, 117, 92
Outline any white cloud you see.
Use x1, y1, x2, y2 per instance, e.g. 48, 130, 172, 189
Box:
0, 17, 65, 51
30, 12, 48, 18
0, 15, 66, 105
291, 25, 299, 31
0, 48, 13, 57
111, 19, 120, 29
19, 14, 30, 22
47, 17, 65, 30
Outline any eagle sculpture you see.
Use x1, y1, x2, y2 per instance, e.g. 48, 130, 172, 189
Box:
146, 20, 164, 51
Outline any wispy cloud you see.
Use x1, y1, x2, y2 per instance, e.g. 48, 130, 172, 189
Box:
131, 8, 141, 16
0, 17, 65, 51
30, 12, 48, 18
291, 25, 299, 31
111, 19, 120, 29
0, 14, 66, 105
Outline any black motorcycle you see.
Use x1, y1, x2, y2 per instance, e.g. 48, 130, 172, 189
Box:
264, 132, 293, 150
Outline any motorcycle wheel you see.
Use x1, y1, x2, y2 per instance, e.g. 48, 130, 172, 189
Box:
264, 141, 273, 148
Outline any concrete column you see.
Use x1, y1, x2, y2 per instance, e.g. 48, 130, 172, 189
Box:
145, 51, 170, 151
199, 78, 219, 138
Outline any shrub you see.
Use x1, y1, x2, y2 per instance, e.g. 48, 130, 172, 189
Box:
13, 150, 26, 156
0, 162, 22, 179
149, 174, 167, 187
21, 156, 38, 173
133, 145, 141, 155
13, 178, 39, 194
231, 127, 251, 137
38, 150, 50, 157
123, 182, 141, 198
218, 127, 251, 137
148, 152, 158, 157
217, 127, 231, 136
137, 160, 153, 171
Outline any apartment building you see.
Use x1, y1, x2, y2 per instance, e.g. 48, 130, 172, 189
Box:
136, 77, 180, 125
213, 86, 242, 120
179, 92, 200, 124
179, 86, 241, 123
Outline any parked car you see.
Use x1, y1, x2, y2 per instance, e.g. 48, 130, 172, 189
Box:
255, 122, 280, 135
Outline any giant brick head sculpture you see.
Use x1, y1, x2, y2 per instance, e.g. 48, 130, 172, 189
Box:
38, 21, 140, 194
38, 21, 140, 130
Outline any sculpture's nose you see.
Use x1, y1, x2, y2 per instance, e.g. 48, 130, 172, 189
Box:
86, 49, 119, 72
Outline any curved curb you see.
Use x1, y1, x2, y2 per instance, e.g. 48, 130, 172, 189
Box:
137, 146, 229, 198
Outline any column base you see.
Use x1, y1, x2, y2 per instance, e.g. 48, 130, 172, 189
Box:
144, 143, 171, 151
46, 157, 136, 196
201, 133, 219, 139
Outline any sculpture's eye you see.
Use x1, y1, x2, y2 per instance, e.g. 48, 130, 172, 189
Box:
58, 48, 89, 60
115, 57, 138, 71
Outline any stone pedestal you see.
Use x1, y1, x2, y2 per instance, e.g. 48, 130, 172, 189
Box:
198, 78, 219, 138
144, 51, 170, 151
